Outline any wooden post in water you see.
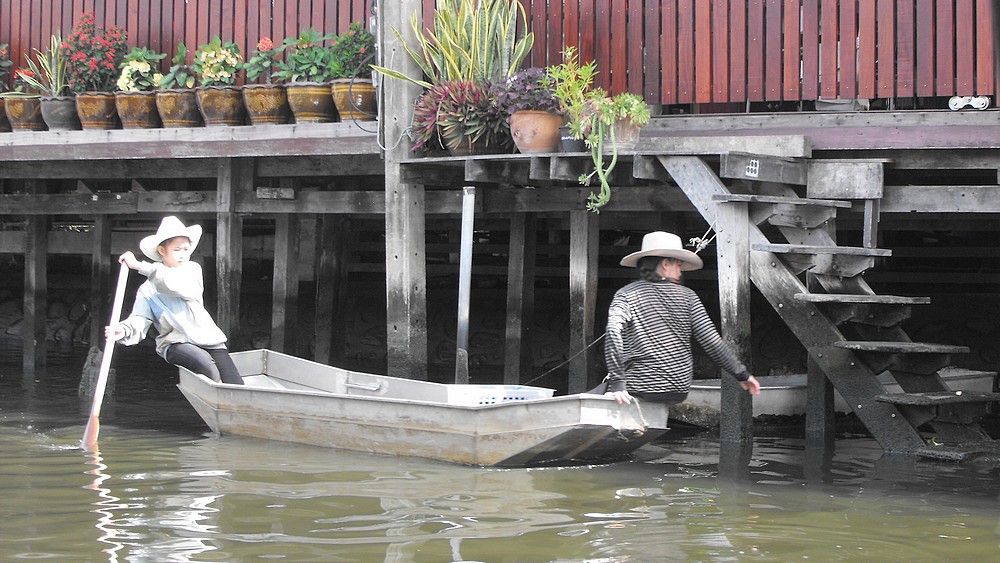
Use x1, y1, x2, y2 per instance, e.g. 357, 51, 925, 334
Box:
23, 179, 47, 369
216, 158, 250, 347
716, 200, 754, 447
504, 212, 537, 384
88, 216, 112, 348
272, 213, 300, 354
568, 211, 599, 393
314, 215, 348, 365
381, 0, 428, 379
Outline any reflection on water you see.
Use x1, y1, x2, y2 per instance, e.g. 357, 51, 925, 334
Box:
2, 345, 1000, 561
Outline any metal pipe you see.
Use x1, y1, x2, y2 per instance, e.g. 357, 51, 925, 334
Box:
455, 186, 476, 384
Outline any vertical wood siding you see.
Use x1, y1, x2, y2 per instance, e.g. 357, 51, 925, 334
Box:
0, 1, 994, 103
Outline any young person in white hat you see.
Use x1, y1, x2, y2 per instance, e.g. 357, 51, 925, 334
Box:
106, 216, 244, 385
598, 231, 759, 404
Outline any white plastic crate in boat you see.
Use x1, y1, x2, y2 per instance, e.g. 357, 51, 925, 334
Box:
446, 384, 554, 406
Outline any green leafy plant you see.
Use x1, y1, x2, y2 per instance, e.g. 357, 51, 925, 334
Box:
244, 37, 283, 84
116, 47, 166, 92
158, 44, 197, 89
371, 0, 533, 88
273, 27, 335, 83
16, 34, 71, 97
330, 21, 375, 79
411, 79, 512, 154
192, 36, 243, 86
60, 11, 128, 92
544, 47, 598, 129
0, 43, 12, 92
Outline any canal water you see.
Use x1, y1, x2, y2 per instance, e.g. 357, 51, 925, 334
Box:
2, 345, 999, 562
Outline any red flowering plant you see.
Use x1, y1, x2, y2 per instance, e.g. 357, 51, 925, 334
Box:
60, 12, 128, 92
329, 21, 375, 79
244, 37, 284, 84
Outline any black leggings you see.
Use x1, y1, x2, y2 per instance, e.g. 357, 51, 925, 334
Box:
164, 343, 244, 385
587, 381, 686, 404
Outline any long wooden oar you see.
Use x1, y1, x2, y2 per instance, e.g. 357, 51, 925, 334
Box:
82, 262, 130, 451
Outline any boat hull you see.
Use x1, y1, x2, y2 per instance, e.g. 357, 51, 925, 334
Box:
177, 350, 669, 466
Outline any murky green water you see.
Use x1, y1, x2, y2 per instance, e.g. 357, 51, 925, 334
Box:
2, 345, 999, 562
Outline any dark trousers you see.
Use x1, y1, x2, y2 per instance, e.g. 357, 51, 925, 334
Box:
587, 381, 687, 404
164, 343, 244, 385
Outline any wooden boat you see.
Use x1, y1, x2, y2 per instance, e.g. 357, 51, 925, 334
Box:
176, 349, 669, 467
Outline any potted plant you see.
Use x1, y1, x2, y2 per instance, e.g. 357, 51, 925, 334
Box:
0, 43, 13, 131
2, 70, 46, 131
242, 36, 291, 125
329, 21, 377, 122
544, 47, 597, 152
411, 79, 512, 156
61, 11, 127, 129
496, 67, 562, 154
115, 46, 165, 128
274, 27, 337, 123
192, 36, 245, 126
16, 34, 80, 131
156, 43, 202, 127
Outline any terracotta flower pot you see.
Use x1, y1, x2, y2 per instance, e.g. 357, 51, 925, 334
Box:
4, 96, 46, 131
40, 96, 82, 131
510, 110, 563, 154
115, 91, 162, 129
330, 78, 377, 122
76, 91, 120, 130
196, 85, 246, 126
242, 84, 291, 125
0, 100, 12, 132
286, 82, 337, 123
155, 89, 203, 128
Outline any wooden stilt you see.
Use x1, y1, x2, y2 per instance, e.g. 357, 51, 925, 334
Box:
568, 211, 599, 393
216, 158, 250, 347
272, 213, 300, 354
88, 216, 112, 347
314, 215, 348, 364
504, 212, 537, 384
23, 180, 47, 369
716, 200, 754, 447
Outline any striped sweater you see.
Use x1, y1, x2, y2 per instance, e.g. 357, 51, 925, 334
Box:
604, 279, 750, 394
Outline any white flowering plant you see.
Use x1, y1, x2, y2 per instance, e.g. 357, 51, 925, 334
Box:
117, 47, 165, 92
192, 36, 242, 87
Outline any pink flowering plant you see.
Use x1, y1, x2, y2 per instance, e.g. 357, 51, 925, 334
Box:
244, 37, 283, 84
330, 21, 375, 79
60, 11, 128, 92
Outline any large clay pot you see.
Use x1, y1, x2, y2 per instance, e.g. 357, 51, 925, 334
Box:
286, 82, 337, 123
155, 89, 203, 128
76, 91, 120, 130
0, 99, 12, 132
4, 96, 45, 131
242, 84, 291, 125
40, 96, 82, 131
115, 91, 161, 129
196, 85, 246, 126
330, 78, 377, 121
510, 110, 563, 154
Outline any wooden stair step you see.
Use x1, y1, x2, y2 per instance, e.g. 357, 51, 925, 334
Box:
834, 341, 969, 354
915, 443, 1000, 462
753, 243, 891, 257
874, 390, 1000, 406
794, 293, 931, 305
712, 194, 852, 208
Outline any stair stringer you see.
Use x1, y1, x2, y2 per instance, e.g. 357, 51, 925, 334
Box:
658, 155, 926, 453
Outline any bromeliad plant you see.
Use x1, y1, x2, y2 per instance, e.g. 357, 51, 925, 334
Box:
61, 12, 128, 92
116, 47, 166, 92
411, 79, 511, 154
371, 0, 533, 87
192, 36, 243, 86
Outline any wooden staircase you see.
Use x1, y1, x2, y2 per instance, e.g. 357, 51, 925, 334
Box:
642, 154, 1000, 459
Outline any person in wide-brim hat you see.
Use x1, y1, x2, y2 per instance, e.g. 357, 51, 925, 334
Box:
619, 231, 703, 270
596, 230, 760, 406
105, 216, 244, 386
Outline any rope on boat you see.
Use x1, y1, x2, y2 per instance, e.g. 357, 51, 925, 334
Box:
522, 331, 607, 386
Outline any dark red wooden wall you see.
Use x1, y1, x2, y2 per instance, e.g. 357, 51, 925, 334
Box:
1, 1, 995, 104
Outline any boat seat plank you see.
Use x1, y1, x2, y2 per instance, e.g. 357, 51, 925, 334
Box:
875, 391, 1000, 406
794, 293, 931, 305
712, 194, 851, 208
834, 341, 970, 354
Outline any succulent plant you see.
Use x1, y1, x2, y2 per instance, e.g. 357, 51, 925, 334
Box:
411, 79, 512, 154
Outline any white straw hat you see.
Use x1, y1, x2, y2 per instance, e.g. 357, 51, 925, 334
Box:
620, 231, 703, 270
139, 216, 203, 261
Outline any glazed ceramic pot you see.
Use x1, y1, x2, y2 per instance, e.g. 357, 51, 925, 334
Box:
285, 82, 337, 123
4, 96, 46, 131
196, 85, 246, 126
242, 84, 291, 125
40, 96, 82, 131
155, 89, 203, 128
330, 78, 376, 122
76, 91, 120, 130
115, 91, 162, 129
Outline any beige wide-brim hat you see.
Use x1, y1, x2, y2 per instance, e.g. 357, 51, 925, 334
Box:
620, 231, 703, 270
139, 216, 203, 261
